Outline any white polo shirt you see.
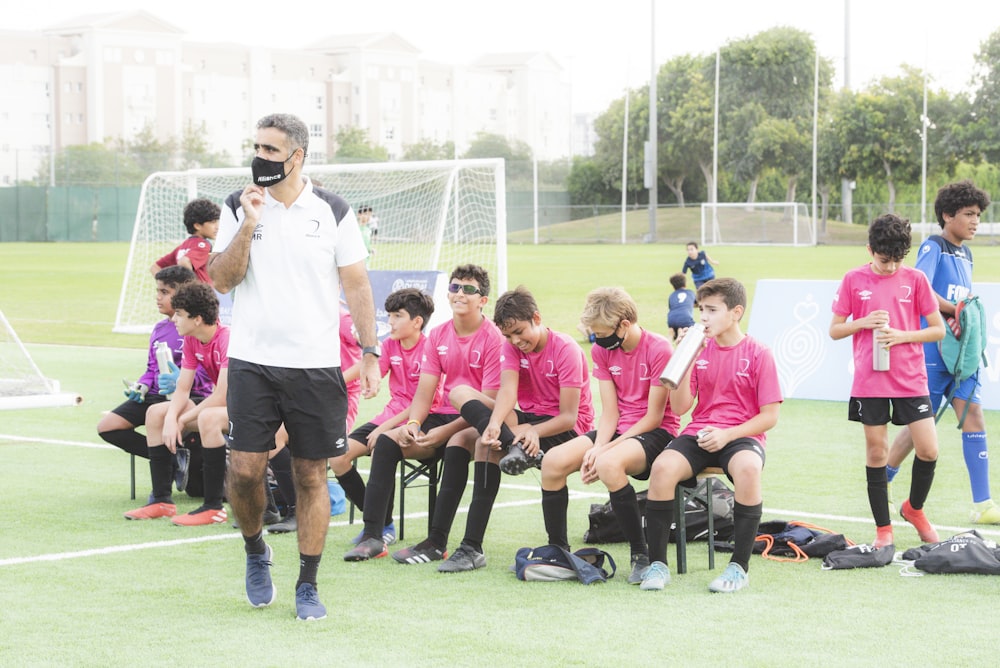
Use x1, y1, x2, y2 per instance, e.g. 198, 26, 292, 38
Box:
214, 178, 369, 368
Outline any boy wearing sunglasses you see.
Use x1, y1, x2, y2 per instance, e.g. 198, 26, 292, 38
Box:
345, 265, 504, 563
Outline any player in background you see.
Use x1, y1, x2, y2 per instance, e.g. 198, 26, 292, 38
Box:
150, 198, 220, 285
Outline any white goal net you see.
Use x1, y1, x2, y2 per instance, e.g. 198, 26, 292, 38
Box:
0, 310, 82, 409
700, 202, 816, 246
114, 159, 507, 334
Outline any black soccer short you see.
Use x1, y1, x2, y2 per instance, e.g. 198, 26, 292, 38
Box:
665, 434, 766, 482
109, 393, 167, 425
227, 358, 348, 459
579, 427, 673, 481
848, 396, 935, 426
514, 410, 578, 453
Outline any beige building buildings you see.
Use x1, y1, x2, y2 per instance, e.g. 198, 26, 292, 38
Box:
0, 10, 578, 186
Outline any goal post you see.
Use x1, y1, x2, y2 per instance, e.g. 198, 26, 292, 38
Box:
114, 159, 507, 334
0, 310, 82, 410
700, 202, 816, 247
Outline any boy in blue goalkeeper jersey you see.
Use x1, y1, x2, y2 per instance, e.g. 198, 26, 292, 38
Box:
681, 242, 718, 288
887, 181, 998, 525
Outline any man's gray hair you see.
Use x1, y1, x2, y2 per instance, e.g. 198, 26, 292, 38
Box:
257, 113, 309, 156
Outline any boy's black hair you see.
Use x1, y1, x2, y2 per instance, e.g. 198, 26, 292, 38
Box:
686, 241, 699, 248
696, 278, 746, 312
171, 282, 219, 325
384, 288, 435, 330
183, 198, 221, 235
669, 273, 687, 291
154, 265, 197, 289
450, 264, 491, 297
934, 180, 991, 227
493, 286, 539, 330
868, 213, 912, 261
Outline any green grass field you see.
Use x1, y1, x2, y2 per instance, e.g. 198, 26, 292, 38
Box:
2, 242, 1000, 666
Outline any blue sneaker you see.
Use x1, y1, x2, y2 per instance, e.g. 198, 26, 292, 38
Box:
173, 447, 190, 493
708, 562, 749, 593
245, 544, 276, 607
639, 561, 671, 591
295, 582, 327, 621
350, 522, 397, 546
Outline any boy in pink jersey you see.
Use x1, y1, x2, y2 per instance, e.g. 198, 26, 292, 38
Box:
435, 286, 596, 572
150, 198, 220, 285
541, 287, 680, 585
125, 282, 232, 526
640, 278, 782, 593
831, 213, 945, 548
346, 265, 503, 563
332, 288, 438, 547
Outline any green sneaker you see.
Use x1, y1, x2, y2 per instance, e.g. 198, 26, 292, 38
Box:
970, 501, 1000, 525
708, 562, 748, 593
639, 561, 671, 591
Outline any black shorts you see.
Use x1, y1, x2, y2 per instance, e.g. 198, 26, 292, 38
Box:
515, 411, 578, 453
348, 421, 378, 445
109, 393, 167, 426
581, 427, 673, 481
227, 358, 348, 460
848, 396, 934, 426
666, 434, 766, 482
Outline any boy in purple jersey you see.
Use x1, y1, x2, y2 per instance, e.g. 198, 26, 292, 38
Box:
345, 265, 503, 564
830, 214, 946, 549
333, 288, 438, 546
124, 282, 231, 527
541, 287, 680, 585
98, 266, 211, 490
640, 278, 782, 593
436, 286, 595, 572
887, 181, 998, 524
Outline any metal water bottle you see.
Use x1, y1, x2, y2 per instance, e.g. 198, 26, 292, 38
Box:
660, 323, 707, 390
155, 341, 174, 398
872, 318, 890, 372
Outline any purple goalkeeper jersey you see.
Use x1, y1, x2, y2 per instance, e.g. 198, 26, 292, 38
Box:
139, 318, 213, 397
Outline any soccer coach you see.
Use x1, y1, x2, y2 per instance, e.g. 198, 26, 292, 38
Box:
209, 112, 380, 621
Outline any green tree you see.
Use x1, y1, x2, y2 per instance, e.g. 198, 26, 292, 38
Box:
122, 121, 177, 175
565, 156, 615, 205
461, 132, 533, 184
36, 142, 144, 186
333, 127, 389, 162
180, 121, 233, 169
402, 139, 455, 161
970, 28, 1000, 162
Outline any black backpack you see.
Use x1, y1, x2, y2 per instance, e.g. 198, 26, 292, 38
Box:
902, 531, 1000, 575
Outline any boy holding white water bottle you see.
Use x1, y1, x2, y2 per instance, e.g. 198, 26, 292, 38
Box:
641, 277, 782, 593
830, 213, 945, 549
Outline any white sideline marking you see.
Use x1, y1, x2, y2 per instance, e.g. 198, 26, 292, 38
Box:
0, 434, 115, 449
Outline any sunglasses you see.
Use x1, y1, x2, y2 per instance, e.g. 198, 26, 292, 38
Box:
448, 283, 482, 295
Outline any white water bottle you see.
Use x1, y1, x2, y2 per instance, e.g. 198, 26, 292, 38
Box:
660, 323, 707, 390
872, 318, 890, 372
154, 341, 174, 398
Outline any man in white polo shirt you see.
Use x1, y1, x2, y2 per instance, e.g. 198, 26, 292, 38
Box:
209, 113, 380, 622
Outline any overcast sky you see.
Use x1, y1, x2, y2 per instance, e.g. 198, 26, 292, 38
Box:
8, 0, 1000, 113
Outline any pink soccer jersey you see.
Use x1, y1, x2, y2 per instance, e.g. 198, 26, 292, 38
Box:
340, 308, 362, 426
591, 329, 680, 435
181, 325, 230, 385
500, 328, 595, 435
423, 317, 504, 415
681, 335, 783, 446
372, 334, 442, 425
832, 263, 938, 398
156, 236, 213, 284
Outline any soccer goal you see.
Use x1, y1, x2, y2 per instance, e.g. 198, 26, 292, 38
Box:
700, 202, 816, 247
114, 159, 507, 334
0, 310, 82, 409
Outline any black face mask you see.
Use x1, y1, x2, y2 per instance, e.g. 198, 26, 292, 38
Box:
251, 151, 296, 187
594, 329, 625, 350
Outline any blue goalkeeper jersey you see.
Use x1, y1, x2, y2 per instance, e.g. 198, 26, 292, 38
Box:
916, 234, 973, 368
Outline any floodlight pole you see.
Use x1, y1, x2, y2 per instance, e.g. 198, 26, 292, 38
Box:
647, 0, 657, 243
621, 87, 630, 245
811, 48, 819, 244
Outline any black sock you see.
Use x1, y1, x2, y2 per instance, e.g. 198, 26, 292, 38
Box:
908, 456, 937, 510
99, 429, 149, 458
296, 553, 321, 589
201, 447, 227, 508
542, 487, 570, 550
244, 530, 266, 555
459, 400, 515, 447
866, 465, 891, 527
609, 483, 646, 558
148, 445, 174, 502
731, 501, 763, 572
362, 435, 402, 540
461, 462, 501, 552
428, 446, 471, 549
645, 499, 674, 565
270, 446, 296, 510
338, 466, 367, 509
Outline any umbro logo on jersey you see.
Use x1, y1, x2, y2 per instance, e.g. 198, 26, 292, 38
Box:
859, 290, 873, 300
437, 345, 448, 355
252, 223, 263, 241
608, 365, 623, 375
